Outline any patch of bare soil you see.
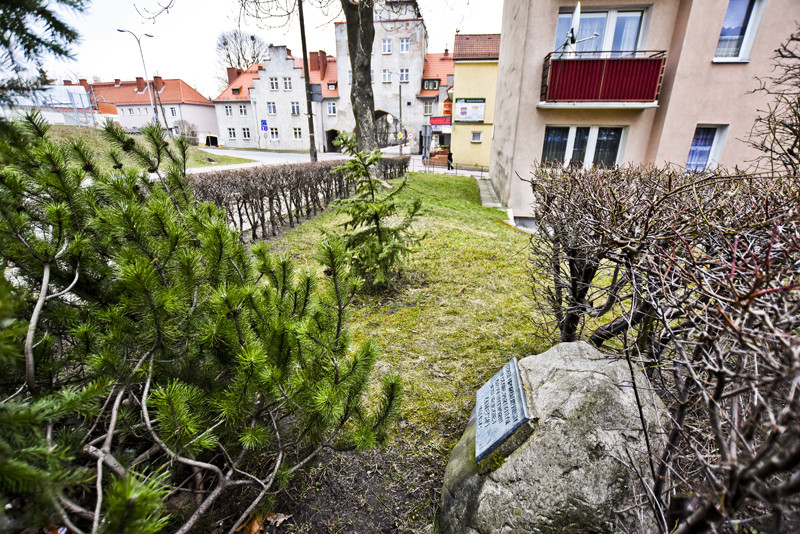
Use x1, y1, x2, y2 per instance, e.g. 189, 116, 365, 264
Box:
270, 445, 443, 534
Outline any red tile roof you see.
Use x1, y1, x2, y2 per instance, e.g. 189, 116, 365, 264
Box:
453, 34, 501, 61
214, 63, 264, 102
418, 52, 454, 97
90, 78, 213, 106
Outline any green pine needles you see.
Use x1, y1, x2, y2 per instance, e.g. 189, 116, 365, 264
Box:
0, 114, 401, 533
333, 133, 423, 288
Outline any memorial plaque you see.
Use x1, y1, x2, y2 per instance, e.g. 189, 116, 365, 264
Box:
475, 357, 530, 463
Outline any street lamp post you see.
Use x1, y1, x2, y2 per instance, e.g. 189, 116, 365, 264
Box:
398, 80, 403, 156
117, 29, 158, 125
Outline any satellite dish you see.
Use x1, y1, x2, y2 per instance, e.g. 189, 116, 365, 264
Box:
569, 2, 581, 46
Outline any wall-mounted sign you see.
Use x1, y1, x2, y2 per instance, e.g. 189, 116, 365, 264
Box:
430, 116, 451, 126
260, 120, 268, 131
454, 98, 486, 123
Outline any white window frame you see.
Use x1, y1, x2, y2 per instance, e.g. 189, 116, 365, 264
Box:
400, 68, 409, 83
382, 69, 391, 83
239, 104, 247, 116
283, 77, 292, 90
291, 101, 301, 115
267, 102, 277, 115
328, 83, 336, 90
713, 0, 767, 63
471, 131, 483, 143
224, 105, 232, 116
242, 127, 251, 140
227, 127, 236, 139
685, 124, 728, 171
269, 127, 279, 140
170, 106, 177, 117
542, 125, 628, 169
293, 127, 302, 140
382, 39, 392, 54
269, 77, 279, 90
327, 101, 336, 116
556, 7, 649, 55
400, 38, 410, 53
423, 101, 433, 115
423, 79, 439, 90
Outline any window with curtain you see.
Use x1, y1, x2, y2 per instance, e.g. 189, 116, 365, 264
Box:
570, 127, 590, 167
593, 128, 623, 167
542, 126, 570, 165
555, 10, 643, 54
716, 0, 757, 58
686, 127, 718, 171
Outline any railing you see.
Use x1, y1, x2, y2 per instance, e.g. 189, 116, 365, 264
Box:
541, 50, 666, 103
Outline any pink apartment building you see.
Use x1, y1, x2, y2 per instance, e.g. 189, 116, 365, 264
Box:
491, 0, 800, 218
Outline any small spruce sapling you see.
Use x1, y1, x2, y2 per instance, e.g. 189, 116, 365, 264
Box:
332, 133, 423, 287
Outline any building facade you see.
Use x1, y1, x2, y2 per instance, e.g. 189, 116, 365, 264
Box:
451, 34, 500, 168
214, 47, 338, 152
491, 0, 800, 218
67, 77, 218, 142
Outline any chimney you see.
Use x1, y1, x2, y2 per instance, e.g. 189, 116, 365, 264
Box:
319, 50, 328, 79
135, 77, 145, 92
309, 51, 320, 71
114, 78, 121, 86
78, 79, 90, 91
286, 48, 292, 58
226, 67, 242, 84
63, 80, 72, 86
444, 48, 449, 56
153, 76, 165, 91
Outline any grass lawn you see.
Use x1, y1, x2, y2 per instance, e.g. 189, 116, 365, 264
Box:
45, 125, 253, 169
264, 172, 548, 532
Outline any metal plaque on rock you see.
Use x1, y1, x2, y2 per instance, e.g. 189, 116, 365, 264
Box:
475, 357, 530, 463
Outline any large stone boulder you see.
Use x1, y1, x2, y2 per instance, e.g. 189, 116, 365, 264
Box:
440, 342, 666, 534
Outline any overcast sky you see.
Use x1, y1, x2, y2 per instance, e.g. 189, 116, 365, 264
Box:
43, 0, 503, 99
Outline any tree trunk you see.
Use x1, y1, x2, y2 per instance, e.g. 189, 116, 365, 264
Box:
341, 0, 378, 152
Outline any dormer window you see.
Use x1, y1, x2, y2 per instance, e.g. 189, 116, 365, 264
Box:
423, 79, 439, 90
232, 88, 240, 95
328, 83, 336, 90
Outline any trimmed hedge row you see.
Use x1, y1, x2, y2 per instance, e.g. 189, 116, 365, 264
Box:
191, 156, 410, 241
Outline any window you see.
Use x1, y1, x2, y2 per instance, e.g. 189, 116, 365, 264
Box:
242, 127, 251, 140
291, 101, 301, 115
293, 127, 302, 140
471, 131, 483, 143
327, 101, 336, 115
400, 68, 409, 82
267, 102, 276, 115
283, 77, 292, 90
554, 9, 644, 55
127, 108, 133, 115
371, 69, 374, 83
232, 88, 240, 95
224, 105, 232, 116
227, 127, 236, 139
170, 107, 177, 117
400, 38, 410, 53
686, 126, 727, 171
423, 79, 439, 90
715, 0, 765, 60
269, 77, 279, 90
541, 125, 625, 168
269, 127, 279, 140
328, 83, 336, 90
137, 108, 142, 115
423, 101, 433, 115
382, 69, 391, 83
382, 39, 392, 54
348, 70, 352, 84
239, 105, 247, 116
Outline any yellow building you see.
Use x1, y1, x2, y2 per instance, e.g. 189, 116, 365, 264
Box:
451, 34, 500, 169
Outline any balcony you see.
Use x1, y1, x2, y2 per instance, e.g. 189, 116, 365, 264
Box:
539, 50, 666, 109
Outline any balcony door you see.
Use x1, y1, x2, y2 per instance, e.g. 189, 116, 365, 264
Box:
555, 9, 644, 55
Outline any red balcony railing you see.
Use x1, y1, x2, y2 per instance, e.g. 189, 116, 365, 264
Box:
541, 50, 666, 103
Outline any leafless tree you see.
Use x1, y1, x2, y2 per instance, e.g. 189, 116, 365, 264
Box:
215, 29, 270, 72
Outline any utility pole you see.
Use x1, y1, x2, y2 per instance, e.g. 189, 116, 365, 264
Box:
297, 0, 318, 162
117, 29, 158, 126
399, 80, 403, 156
